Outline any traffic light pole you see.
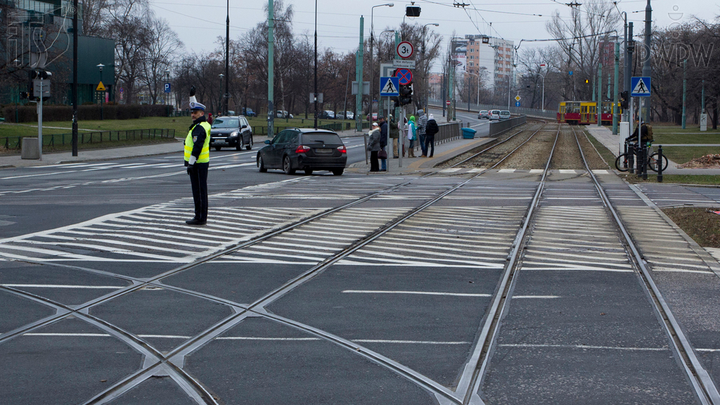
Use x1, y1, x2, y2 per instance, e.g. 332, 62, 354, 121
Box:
37, 78, 43, 161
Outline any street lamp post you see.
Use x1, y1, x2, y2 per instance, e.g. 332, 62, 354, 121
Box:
97, 63, 104, 120
422, 23, 438, 113
224, 0, 230, 116
370, 3, 393, 120
219, 73, 224, 114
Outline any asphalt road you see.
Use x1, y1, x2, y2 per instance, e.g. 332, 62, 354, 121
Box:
1, 126, 719, 404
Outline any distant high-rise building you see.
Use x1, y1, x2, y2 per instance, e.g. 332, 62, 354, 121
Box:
463, 35, 514, 92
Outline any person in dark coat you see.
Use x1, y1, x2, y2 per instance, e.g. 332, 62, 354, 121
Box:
379, 117, 388, 171
367, 122, 381, 172
424, 114, 439, 158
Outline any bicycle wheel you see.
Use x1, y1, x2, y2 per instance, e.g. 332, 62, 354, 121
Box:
615, 153, 631, 172
647, 153, 669, 172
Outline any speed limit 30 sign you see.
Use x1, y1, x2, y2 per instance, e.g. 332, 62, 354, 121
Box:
396, 41, 414, 59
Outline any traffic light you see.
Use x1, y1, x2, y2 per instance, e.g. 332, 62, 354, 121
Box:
620, 91, 628, 110
584, 79, 589, 84
30, 70, 52, 79
406, 6, 421, 17
398, 84, 413, 106
19, 91, 30, 99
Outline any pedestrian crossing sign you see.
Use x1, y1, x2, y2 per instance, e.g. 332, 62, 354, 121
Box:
631, 77, 651, 97
96, 81, 106, 92
379, 76, 399, 97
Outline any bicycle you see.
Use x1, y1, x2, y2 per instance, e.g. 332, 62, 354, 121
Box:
615, 141, 668, 172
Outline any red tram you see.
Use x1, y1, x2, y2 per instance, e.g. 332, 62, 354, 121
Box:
557, 101, 621, 125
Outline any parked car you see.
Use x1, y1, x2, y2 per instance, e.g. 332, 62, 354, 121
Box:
371, 112, 378, 121
478, 110, 490, 119
210, 115, 253, 151
499, 110, 511, 120
242, 107, 256, 117
276, 110, 293, 119
322, 110, 336, 119
257, 128, 347, 175
489, 110, 501, 120
342, 111, 354, 120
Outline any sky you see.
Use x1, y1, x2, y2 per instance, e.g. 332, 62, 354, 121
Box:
149, 0, 712, 71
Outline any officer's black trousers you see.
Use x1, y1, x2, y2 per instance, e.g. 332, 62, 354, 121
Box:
189, 162, 209, 221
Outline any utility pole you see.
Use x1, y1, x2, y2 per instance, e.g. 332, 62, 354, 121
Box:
597, 63, 602, 126
613, 42, 619, 134
314, 0, 318, 129
224, 0, 229, 116
681, 59, 687, 129
72, 0, 78, 156
642, 0, 652, 123
267, 0, 275, 138
355, 17, 364, 132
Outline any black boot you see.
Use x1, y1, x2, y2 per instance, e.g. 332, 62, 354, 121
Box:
185, 218, 207, 225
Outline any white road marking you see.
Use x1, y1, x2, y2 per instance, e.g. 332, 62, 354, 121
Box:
499, 343, 668, 351
2, 284, 125, 289
342, 290, 491, 297
21, 333, 471, 345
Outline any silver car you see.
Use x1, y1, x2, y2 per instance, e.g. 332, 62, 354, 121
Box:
478, 110, 490, 119
489, 110, 501, 120
499, 110, 511, 120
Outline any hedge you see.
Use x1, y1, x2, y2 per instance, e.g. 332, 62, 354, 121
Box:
1, 104, 174, 123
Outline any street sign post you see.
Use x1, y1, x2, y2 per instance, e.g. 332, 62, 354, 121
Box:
164, 83, 171, 93
515, 95, 521, 102
396, 41, 414, 59
379, 77, 399, 97
392, 59, 416, 69
631, 77, 651, 97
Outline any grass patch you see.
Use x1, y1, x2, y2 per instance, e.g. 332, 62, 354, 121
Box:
663, 207, 720, 248
659, 146, 720, 164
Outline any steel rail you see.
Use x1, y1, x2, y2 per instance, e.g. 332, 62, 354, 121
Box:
0, 122, 552, 404
448, 124, 542, 169
55, 124, 551, 405
457, 125, 562, 404
571, 126, 720, 405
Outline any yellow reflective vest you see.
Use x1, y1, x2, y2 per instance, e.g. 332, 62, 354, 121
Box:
184, 121, 211, 163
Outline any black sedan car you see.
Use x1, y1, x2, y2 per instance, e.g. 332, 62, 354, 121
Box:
257, 128, 347, 175
210, 116, 253, 151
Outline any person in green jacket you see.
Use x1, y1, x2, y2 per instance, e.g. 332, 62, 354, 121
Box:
407, 115, 417, 158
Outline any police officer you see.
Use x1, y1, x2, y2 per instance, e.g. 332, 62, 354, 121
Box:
185, 88, 211, 225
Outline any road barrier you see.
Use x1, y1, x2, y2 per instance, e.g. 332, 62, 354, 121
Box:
2, 129, 175, 151
436, 122, 462, 145
488, 116, 527, 137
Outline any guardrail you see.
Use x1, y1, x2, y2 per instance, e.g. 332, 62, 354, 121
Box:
488, 116, 527, 137
2, 129, 175, 151
436, 121, 462, 144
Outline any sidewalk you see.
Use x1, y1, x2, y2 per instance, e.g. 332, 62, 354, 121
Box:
0, 139, 184, 169
585, 126, 720, 175
347, 135, 495, 175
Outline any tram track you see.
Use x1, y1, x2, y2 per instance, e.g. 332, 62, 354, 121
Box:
0, 123, 552, 404
5, 122, 713, 404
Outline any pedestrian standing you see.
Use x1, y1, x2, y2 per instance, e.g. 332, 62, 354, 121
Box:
368, 122, 381, 172
389, 115, 400, 158
407, 115, 417, 158
425, 114, 439, 158
379, 116, 388, 171
185, 87, 211, 225
416, 109, 428, 157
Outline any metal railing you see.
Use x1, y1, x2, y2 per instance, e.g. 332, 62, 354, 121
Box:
435, 122, 462, 144
2, 129, 175, 151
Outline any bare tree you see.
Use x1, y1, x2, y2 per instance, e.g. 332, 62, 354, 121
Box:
546, 0, 620, 101
80, 0, 110, 36
106, 0, 152, 104
139, 17, 183, 104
